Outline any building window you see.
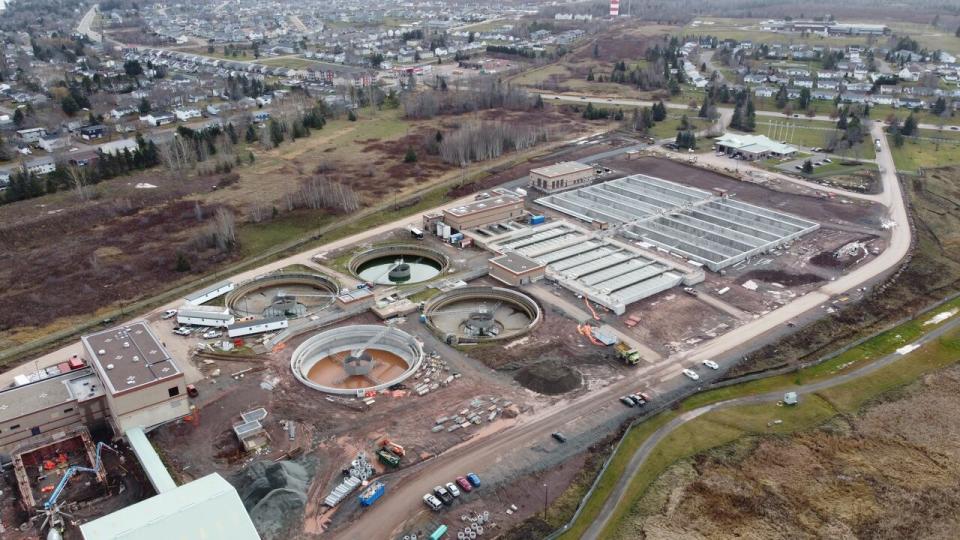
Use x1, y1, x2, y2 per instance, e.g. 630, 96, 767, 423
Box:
10, 424, 20, 430
63, 408, 74, 414
168, 386, 180, 397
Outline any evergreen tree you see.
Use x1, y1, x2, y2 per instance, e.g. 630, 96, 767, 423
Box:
798, 87, 811, 110
246, 124, 258, 143
139, 97, 151, 114
802, 160, 814, 174
775, 84, 788, 109
13, 108, 25, 128
902, 113, 918, 136
404, 146, 417, 163
347, 110, 357, 121
744, 99, 756, 131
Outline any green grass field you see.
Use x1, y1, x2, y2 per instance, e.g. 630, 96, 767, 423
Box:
888, 130, 960, 173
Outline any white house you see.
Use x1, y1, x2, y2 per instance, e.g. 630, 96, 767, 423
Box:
174, 108, 201, 121
899, 66, 921, 82
24, 156, 56, 175
38, 136, 68, 153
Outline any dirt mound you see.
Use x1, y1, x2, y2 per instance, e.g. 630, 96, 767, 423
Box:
739, 269, 823, 287
233, 460, 311, 539
514, 359, 582, 394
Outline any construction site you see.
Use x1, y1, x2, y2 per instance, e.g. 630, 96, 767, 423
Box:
0, 150, 892, 540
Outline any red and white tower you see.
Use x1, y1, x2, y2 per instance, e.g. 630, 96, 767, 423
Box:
610, 0, 620, 16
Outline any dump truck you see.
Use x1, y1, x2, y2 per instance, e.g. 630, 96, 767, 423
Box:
615, 343, 642, 365
377, 449, 401, 468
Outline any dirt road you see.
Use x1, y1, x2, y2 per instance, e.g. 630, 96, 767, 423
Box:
582, 311, 960, 539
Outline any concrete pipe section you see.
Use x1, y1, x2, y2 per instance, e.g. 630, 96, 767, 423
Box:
423, 286, 542, 344
349, 244, 448, 285
291, 325, 424, 395
226, 273, 340, 319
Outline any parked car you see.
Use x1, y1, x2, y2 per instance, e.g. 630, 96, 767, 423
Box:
202, 330, 222, 339
682, 368, 700, 381
702, 360, 719, 370
456, 476, 473, 493
823, 157, 832, 163
174, 327, 192, 336
186, 384, 199, 398
637, 391, 652, 402
629, 394, 646, 406
445, 482, 461, 498
552, 432, 567, 443
620, 396, 636, 407
466, 473, 481, 488
434, 486, 453, 505
162, 309, 178, 319
423, 493, 443, 510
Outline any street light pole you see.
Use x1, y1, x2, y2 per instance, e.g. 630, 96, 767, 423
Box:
543, 482, 548, 520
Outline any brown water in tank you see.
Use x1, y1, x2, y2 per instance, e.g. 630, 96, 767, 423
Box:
306, 348, 409, 389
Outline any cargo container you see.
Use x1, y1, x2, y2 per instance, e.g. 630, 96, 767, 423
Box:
530, 215, 545, 225
449, 232, 464, 243
359, 481, 385, 507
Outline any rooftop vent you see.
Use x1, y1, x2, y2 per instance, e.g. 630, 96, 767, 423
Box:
98, 349, 106, 355
132, 356, 140, 362
106, 364, 115, 370
123, 342, 130, 348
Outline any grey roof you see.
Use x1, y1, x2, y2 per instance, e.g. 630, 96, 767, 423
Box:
79, 473, 260, 540
184, 280, 234, 302
0, 367, 100, 425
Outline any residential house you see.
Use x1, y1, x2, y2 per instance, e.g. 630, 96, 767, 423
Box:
38, 135, 68, 153
79, 124, 107, 140
174, 108, 201, 121
16, 127, 47, 144
898, 65, 921, 82
24, 156, 56, 175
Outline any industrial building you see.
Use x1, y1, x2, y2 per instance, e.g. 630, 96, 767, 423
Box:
81, 322, 192, 433
481, 220, 704, 314
713, 134, 798, 160
0, 366, 106, 448
79, 473, 260, 540
529, 161, 594, 193
488, 253, 546, 286
442, 190, 525, 230
536, 174, 819, 272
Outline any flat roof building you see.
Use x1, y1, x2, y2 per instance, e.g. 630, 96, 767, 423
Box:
443, 191, 525, 230
81, 321, 190, 433
713, 133, 798, 160
79, 473, 260, 540
177, 305, 235, 328
183, 279, 235, 305
529, 161, 594, 193
488, 253, 546, 287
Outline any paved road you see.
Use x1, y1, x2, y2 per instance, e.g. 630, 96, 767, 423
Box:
333, 121, 910, 538
76, 4, 101, 43
582, 310, 960, 539
13, 92, 910, 538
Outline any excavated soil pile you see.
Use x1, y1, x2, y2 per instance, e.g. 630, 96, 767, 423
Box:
514, 358, 582, 395
233, 460, 311, 539
739, 269, 824, 287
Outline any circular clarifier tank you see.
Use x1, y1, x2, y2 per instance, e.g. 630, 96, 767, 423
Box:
291, 325, 424, 395
423, 286, 542, 343
350, 245, 447, 285
226, 273, 339, 319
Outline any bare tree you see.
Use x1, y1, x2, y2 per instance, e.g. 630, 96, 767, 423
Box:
64, 163, 90, 201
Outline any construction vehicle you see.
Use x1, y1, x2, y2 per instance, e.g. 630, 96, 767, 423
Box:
39, 442, 119, 540
615, 343, 642, 365
380, 439, 405, 457
377, 449, 400, 468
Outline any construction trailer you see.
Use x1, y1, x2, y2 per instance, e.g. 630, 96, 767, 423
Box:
176, 305, 236, 328
227, 317, 288, 338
